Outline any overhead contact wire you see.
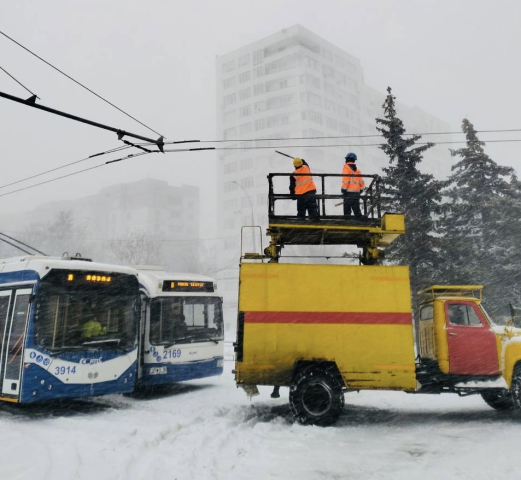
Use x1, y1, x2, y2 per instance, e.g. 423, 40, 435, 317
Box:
0, 65, 39, 98
0, 144, 132, 190
0, 30, 165, 138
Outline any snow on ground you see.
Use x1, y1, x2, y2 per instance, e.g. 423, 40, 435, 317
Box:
1, 361, 521, 480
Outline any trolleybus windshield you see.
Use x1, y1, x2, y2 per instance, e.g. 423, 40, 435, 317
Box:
150, 296, 223, 346
33, 269, 138, 352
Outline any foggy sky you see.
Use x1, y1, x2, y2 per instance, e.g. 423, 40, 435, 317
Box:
1, 0, 520, 238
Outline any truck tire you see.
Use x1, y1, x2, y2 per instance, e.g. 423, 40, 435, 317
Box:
289, 367, 344, 426
511, 365, 521, 410
481, 390, 515, 410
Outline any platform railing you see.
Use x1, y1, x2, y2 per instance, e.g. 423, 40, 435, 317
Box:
267, 173, 381, 220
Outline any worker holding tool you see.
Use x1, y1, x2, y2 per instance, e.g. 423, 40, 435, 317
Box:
341, 152, 365, 218
290, 157, 319, 221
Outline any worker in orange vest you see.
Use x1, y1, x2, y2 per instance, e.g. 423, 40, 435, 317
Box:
341, 152, 365, 218
289, 158, 319, 220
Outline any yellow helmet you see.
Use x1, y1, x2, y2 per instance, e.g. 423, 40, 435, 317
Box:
293, 157, 303, 168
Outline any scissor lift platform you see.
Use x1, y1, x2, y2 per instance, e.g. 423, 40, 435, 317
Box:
267, 213, 405, 247
264, 172, 405, 264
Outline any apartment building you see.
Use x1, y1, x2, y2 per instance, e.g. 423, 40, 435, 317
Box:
1, 178, 200, 271
215, 25, 451, 308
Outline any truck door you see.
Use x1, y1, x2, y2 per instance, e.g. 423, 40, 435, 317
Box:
445, 301, 499, 376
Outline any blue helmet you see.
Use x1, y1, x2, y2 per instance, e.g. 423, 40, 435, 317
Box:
345, 152, 357, 161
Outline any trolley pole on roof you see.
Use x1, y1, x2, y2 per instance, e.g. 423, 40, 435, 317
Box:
0, 90, 164, 152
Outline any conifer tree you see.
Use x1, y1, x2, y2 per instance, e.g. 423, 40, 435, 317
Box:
439, 119, 516, 313
376, 87, 444, 299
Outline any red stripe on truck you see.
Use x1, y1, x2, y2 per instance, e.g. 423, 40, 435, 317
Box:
244, 311, 411, 325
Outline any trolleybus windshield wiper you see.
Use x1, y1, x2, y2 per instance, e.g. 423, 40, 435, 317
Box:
82, 338, 121, 347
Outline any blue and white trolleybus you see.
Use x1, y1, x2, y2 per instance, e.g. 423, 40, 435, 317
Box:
136, 267, 224, 387
0, 255, 140, 403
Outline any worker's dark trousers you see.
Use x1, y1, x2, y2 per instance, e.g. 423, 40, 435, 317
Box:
297, 192, 319, 220
343, 192, 362, 217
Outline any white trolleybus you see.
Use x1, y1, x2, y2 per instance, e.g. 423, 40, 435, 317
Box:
136, 267, 224, 388
0, 255, 140, 404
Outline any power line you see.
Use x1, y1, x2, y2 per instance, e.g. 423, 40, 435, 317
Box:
0, 144, 131, 190
161, 138, 521, 154
0, 151, 151, 199
157, 128, 521, 146
2, 137, 520, 199
0, 29, 165, 139
0, 64, 39, 99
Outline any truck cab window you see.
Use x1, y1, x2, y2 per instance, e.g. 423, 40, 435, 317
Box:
448, 304, 482, 326
420, 305, 433, 320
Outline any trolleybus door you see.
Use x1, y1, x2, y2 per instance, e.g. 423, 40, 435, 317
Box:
0, 290, 12, 390
1, 288, 32, 396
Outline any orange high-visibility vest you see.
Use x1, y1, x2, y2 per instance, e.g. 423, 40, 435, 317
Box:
341, 162, 365, 192
294, 165, 316, 195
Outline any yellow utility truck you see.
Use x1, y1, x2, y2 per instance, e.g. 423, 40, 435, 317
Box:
235, 263, 521, 425
234, 171, 521, 426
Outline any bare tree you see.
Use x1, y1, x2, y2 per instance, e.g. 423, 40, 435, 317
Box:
109, 230, 162, 265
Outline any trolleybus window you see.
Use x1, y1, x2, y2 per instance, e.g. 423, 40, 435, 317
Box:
0, 294, 9, 348
34, 270, 138, 352
150, 297, 223, 345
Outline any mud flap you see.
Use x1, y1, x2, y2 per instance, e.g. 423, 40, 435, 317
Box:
239, 384, 260, 398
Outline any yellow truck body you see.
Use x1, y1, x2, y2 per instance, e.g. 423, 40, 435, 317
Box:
235, 262, 417, 391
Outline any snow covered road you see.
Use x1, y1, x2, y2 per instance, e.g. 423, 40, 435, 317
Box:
1, 363, 520, 480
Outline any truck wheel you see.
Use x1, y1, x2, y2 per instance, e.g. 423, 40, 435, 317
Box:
481, 390, 515, 410
511, 365, 521, 410
289, 367, 344, 426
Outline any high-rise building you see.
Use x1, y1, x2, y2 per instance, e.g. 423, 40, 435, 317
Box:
215, 25, 451, 311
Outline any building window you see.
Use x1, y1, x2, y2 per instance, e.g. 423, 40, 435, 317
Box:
267, 114, 289, 128
222, 60, 235, 73
224, 93, 236, 107
302, 56, 320, 71
254, 101, 265, 113
241, 158, 254, 170
224, 162, 238, 174
300, 92, 321, 107
224, 182, 239, 193
255, 118, 266, 131
239, 71, 251, 84
253, 83, 265, 96
238, 54, 250, 67
253, 66, 264, 79
324, 99, 337, 112
239, 105, 252, 118
240, 177, 254, 189
309, 111, 323, 125
266, 94, 295, 110
240, 122, 252, 135
322, 65, 334, 79
223, 77, 236, 89
253, 49, 264, 65
239, 88, 251, 101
